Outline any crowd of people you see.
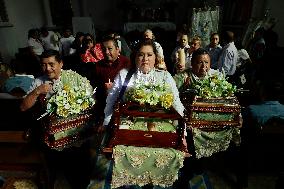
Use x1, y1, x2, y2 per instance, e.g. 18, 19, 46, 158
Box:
0, 24, 283, 189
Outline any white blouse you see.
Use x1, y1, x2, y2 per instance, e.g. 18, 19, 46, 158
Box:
103, 69, 185, 126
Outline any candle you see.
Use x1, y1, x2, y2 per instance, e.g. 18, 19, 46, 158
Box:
178, 48, 185, 69
108, 78, 111, 83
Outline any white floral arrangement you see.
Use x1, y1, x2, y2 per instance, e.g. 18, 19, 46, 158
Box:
125, 70, 173, 109
192, 71, 237, 98
41, 70, 96, 118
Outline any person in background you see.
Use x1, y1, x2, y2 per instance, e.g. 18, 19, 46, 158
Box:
20, 50, 92, 189
217, 31, 238, 78
89, 36, 131, 121
174, 48, 217, 91
69, 31, 84, 55
2, 59, 34, 97
59, 28, 75, 57
80, 37, 104, 63
187, 36, 202, 66
106, 30, 132, 58
176, 24, 189, 44
40, 27, 60, 51
205, 33, 222, 70
171, 32, 191, 74
244, 78, 284, 127
143, 29, 164, 59
27, 28, 44, 56
248, 27, 266, 63
231, 39, 253, 89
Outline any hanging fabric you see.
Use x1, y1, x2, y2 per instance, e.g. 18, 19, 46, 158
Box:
190, 6, 220, 47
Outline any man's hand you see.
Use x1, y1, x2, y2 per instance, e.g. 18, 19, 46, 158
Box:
20, 81, 53, 112
36, 81, 53, 95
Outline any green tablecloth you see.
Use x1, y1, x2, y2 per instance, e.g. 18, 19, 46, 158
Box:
109, 117, 184, 188
111, 145, 185, 188
192, 127, 240, 159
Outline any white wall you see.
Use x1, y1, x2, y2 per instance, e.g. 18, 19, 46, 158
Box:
83, 0, 122, 31
0, 0, 46, 64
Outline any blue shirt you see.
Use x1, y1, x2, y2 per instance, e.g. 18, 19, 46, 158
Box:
218, 42, 238, 76
2, 74, 34, 93
248, 101, 284, 126
205, 44, 222, 70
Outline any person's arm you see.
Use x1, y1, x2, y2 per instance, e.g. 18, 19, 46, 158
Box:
173, 71, 188, 90
166, 71, 185, 117
103, 72, 124, 126
20, 82, 52, 111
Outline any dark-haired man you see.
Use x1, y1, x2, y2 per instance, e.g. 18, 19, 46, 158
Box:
20, 50, 63, 111
90, 37, 131, 120
174, 48, 217, 91
217, 31, 238, 76
20, 50, 91, 189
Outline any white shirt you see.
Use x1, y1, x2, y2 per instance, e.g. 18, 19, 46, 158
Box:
27, 75, 60, 99
218, 42, 238, 76
28, 38, 44, 56
237, 49, 250, 67
41, 31, 59, 51
59, 36, 75, 56
103, 69, 185, 125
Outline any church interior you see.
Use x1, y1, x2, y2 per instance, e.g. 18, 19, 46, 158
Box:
0, 0, 284, 188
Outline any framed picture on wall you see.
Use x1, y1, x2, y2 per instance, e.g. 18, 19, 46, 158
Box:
0, 0, 13, 27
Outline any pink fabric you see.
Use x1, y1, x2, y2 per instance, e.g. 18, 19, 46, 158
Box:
81, 43, 104, 63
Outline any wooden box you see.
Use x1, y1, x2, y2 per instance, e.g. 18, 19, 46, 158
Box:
183, 96, 241, 130
104, 102, 187, 152
42, 109, 95, 150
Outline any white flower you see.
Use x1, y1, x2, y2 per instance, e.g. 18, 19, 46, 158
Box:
42, 70, 95, 118
240, 74, 246, 84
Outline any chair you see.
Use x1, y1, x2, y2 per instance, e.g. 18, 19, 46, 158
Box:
0, 98, 48, 188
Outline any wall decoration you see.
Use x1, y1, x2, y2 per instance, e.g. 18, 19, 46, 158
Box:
190, 6, 220, 47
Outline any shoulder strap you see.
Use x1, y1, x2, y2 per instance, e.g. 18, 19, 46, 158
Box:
118, 69, 135, 101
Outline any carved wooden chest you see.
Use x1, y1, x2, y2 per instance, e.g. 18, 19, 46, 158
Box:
42, 109, 95, 150
104, 102, 187, 153
183, 96, 241, 130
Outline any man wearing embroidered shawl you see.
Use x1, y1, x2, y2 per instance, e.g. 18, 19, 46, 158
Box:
174, 48, 217, 92
173, 48, 241, 188
20, 50, 92, 189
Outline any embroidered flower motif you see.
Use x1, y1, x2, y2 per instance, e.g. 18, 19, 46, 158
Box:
126, 147, 150, 168
154, 150, 174, 168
